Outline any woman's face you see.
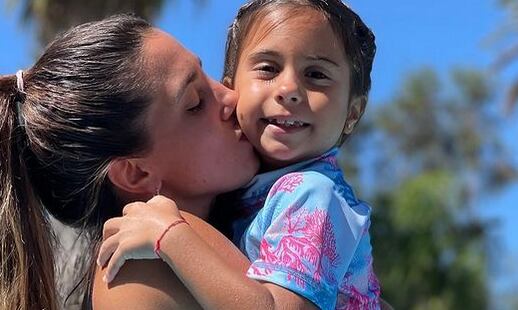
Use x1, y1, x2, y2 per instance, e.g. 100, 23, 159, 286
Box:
140, 30, 259, 214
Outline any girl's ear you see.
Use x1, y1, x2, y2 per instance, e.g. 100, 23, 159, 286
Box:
107, 158, 159, 196
343, 95, 367, 135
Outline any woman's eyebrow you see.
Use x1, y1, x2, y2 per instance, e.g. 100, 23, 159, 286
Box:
174, 70, 199, 104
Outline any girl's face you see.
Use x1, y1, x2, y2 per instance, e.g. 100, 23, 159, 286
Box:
141, 30, 259, 215
233, 7, 353, 170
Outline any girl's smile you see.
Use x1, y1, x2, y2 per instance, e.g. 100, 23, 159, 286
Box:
233, 7, 354, 170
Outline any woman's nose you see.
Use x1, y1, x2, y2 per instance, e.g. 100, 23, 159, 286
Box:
210, 78, 238, 121
275, 74, 303, 106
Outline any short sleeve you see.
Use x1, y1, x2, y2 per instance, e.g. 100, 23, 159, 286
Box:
243, 172, 371, 310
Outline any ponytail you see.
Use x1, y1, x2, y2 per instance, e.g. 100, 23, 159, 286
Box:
0, 75, 57, 310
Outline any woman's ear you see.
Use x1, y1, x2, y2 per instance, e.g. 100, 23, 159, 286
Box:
343, 95, 367, 135
107, 158, 159, 196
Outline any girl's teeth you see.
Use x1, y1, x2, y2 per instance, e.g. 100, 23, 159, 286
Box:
269, 119, 305, 127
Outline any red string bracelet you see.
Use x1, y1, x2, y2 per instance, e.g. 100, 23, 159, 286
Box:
154, 216, 189, 257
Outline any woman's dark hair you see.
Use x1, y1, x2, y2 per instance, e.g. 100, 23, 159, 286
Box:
0, 14, 154, 310
223, 0, 376, 102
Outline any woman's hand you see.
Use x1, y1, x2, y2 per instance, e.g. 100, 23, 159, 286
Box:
96, 195, 185, 283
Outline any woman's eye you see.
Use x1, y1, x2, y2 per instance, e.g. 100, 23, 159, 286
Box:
187, 99, 204, 113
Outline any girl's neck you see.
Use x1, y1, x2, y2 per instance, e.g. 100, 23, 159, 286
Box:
260, 148, 337, 172
260, 158, 294, 172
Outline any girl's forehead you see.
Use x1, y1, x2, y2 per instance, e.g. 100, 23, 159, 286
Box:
242, 6, 330, 49
241, 7, 344, 58
255, 5, 326, 32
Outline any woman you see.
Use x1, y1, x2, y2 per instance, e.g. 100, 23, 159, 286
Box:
0, 14, 258, 309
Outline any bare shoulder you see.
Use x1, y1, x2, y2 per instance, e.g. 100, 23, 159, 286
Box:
92, 259, 201, 309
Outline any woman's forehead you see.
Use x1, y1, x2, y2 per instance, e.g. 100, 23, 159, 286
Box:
142, 29, 201, 96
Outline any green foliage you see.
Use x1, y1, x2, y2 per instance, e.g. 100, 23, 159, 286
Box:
371, 171, 488, 309
368, 69, 514, 190
342, 67, 516, 309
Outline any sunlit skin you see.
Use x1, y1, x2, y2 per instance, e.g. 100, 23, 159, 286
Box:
136, 30, 259, 218
233, 7, 358, 170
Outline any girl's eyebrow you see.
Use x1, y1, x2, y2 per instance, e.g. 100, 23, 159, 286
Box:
305, 55, 339, 67
247, 50, 339, 67
247, 49, 280, 62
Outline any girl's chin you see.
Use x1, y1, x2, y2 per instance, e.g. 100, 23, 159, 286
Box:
259, 150, 300, 171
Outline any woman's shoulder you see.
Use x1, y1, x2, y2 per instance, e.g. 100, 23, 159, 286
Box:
92, 259, 201, 309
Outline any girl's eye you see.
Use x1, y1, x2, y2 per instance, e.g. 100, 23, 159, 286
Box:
187, 99, 205, 113
257, 64, 277, 73
254, 63, 279, 79
306, 70, 329, 80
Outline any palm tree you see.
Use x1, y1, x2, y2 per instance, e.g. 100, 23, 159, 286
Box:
13, 0, 206, 45
492, 0, 518, 112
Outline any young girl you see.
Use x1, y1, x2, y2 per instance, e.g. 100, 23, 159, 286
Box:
97, 1, 380, 309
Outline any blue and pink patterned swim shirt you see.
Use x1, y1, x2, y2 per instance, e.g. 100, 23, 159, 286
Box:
231, 148, 381, 310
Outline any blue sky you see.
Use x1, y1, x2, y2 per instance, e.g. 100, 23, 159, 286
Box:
1, 0, 517, 304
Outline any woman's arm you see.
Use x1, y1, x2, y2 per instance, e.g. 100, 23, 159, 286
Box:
93, 211, 250, 309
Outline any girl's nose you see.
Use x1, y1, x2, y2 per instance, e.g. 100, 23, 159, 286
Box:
275, 74, 303, 106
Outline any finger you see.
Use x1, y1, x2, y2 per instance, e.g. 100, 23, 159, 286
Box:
147, 195, 179, 212
96, 234, 120, 268
122, 201, 145, 216
221, 105, 235, 121
103, 248, 128, 284
147, 194, 172, 205
102, 217, 123, 241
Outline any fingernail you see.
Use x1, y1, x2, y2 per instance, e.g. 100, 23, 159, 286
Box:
103, 275, 107, 283
223, 106, 232, 118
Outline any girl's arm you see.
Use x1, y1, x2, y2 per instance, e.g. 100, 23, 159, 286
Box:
93, 210, 250, 309
97, 195, 318, 310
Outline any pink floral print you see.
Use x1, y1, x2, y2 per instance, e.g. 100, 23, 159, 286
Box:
252, 207, 340, 288
235, 148, 380, 309
268, 173, 304, 198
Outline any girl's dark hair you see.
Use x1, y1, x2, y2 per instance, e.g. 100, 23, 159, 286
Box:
223, 0, 376, 99
0, 14, 154, 310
